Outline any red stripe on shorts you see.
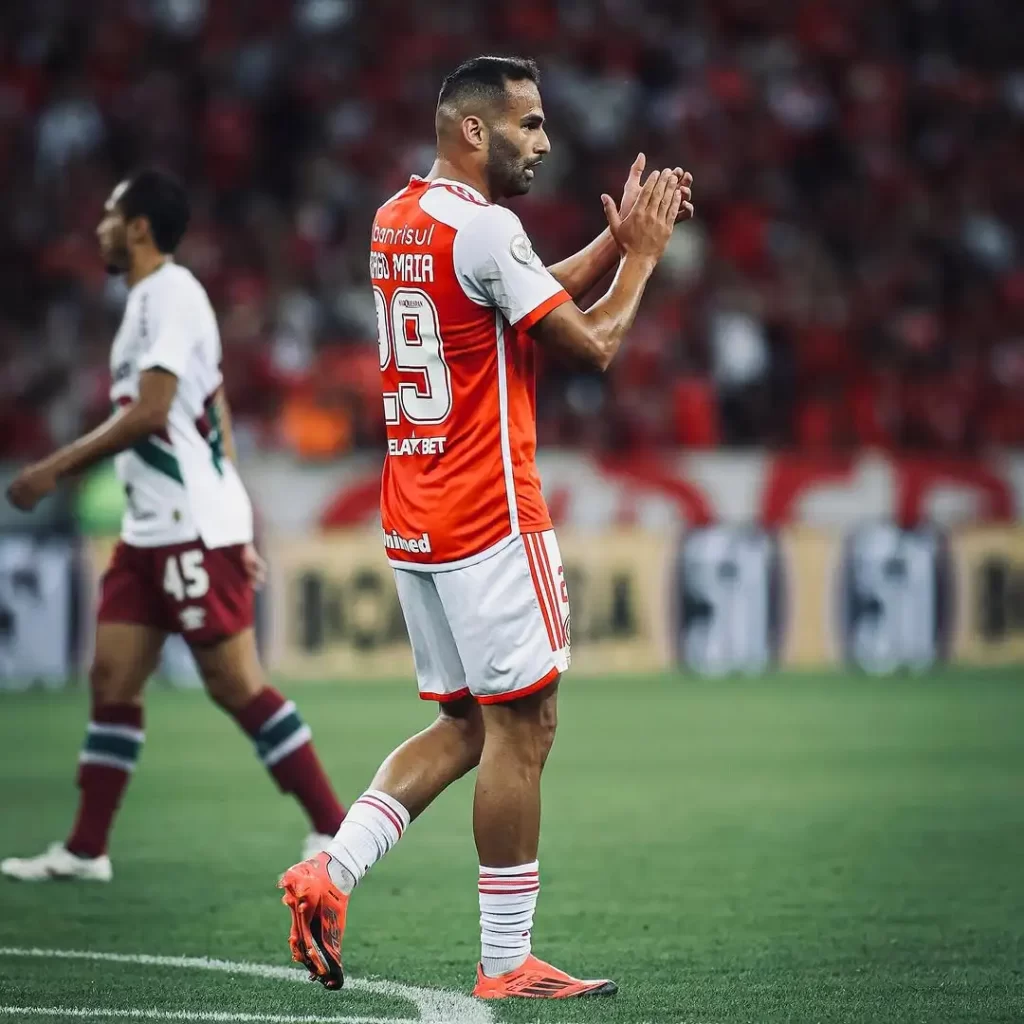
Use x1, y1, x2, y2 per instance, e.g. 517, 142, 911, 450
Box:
523, 534, 558, 652
531, 533, 565, 649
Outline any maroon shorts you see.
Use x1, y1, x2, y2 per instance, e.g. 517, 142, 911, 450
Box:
97, 539, 254, 646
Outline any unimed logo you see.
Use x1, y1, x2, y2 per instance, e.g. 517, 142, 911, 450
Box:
382, 530, 433, 554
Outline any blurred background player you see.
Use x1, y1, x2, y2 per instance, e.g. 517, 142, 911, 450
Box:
278, 56, 692, 998
1, 169, 345, 882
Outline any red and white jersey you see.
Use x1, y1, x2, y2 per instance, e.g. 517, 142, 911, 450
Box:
370, 176, 570, 570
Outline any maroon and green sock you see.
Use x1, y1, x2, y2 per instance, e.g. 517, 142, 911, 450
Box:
232, 686, 345, 835
67, 702, 144, 858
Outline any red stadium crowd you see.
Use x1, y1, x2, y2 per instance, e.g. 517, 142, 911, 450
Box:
1, 0, 1022, 459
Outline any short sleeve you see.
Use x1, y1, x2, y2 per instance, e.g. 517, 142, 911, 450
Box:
453, 205, 571, 330
137, 274, 196, 379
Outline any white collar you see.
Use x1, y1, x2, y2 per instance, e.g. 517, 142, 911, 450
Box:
414, 175, 488, 204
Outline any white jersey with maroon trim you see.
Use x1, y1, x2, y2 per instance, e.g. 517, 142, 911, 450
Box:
371, 176, 571, 571
108, 261, 253, 549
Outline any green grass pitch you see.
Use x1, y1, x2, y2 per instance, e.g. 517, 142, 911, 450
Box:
0, 670, 1022, 1024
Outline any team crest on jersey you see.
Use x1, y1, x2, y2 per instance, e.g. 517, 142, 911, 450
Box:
510, 233, 534, 265
180, 606, 206, 632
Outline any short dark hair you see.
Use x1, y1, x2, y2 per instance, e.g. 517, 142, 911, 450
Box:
438, 56, 540, 111
118, 169, 190, 254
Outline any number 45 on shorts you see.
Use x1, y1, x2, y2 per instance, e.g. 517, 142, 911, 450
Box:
162, 549, 210, 601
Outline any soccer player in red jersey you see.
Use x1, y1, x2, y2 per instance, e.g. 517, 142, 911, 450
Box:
2, 171, 345, 882
279, 56, 693, 998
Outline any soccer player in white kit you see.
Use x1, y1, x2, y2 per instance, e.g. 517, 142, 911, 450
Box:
3, 170, 345, 882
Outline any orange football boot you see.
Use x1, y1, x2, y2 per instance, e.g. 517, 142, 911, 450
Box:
278, 852, 349, 990
472, 954, 618, 999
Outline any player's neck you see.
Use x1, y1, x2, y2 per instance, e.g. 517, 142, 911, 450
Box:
127, 251, 171, 288
426, 158, 492, 202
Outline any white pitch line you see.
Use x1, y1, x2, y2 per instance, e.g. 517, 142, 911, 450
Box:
0, 949, 491, 1024
0, 1009, 402, 1023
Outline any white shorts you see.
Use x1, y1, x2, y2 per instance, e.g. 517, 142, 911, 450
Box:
393, 530, 570, 704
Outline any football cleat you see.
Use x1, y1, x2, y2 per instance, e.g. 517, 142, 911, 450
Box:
472, 954, 618, 999
278, 852, 348, 990
1, 842, 112, 883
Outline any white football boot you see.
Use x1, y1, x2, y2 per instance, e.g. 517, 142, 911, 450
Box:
1, 842, 112, 882
300, 832, 334, 861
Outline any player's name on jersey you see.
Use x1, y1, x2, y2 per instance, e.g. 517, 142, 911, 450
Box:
369, 250, 435, 283
387, 435, 447, 456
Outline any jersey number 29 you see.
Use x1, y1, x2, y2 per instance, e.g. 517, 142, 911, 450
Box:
374, 286, 452, 426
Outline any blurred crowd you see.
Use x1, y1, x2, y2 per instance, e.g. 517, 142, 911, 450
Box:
1, 0, 1023, 460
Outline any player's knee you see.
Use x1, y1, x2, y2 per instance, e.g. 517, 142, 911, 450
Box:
533, 692, 558, 767
193, 631, 264, 713
88, 657, 143, 707
439, 700, 485, 770
202, 663, 258, 713
485, 678, 559, 769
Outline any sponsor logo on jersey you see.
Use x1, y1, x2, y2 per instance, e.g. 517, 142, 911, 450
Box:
388, 435, 447, 457
382, 529, 433, 555
510, 233, 534, 265
371, 223, 436, 247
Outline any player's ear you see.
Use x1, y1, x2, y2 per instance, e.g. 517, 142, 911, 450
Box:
461, 115, 486, 151
126, 215, 149, 246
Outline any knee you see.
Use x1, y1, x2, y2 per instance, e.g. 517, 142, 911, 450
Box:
485, 684, 559, 770
439, 701, 486, 772
193, 631, 265, 714
520, 682, 558, 767
89, 657, 142, 708
533, 697, 558, 768
202, 664, 254, 713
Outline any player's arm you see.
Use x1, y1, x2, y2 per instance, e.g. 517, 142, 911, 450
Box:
6, 369, 178, 511
530, 170, 683, 371
546, 155, 693, 301
545, 231, 620, 302
7, 277, 193, 512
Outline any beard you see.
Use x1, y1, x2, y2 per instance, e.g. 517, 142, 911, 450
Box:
103, 242, 130, 275
485, 129, 535, 198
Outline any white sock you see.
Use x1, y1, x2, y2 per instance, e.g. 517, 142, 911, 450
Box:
478, 861, 540, 977
325, 790, 409, 893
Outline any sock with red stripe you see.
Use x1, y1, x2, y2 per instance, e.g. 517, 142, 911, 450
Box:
479, 861, 540, 977
325, 790, 410, 893
66, 703, 145, 858
232, 687, 345, 836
